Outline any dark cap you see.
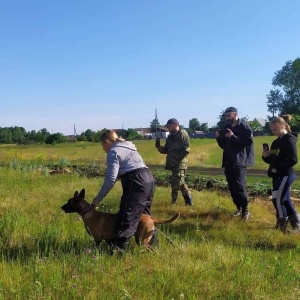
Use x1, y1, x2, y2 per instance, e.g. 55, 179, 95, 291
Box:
165, 118, 179, 126
224, 107, 237, 114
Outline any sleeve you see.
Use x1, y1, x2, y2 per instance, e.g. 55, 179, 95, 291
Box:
276, 137, 298, 171
262, 155, 271, 164
94, 150, 120, 203
176, 131, 190, 160
216, 127, 229, 149
157, 137, 169, 154
228, 124, 253, 148
216, 137, 226, 149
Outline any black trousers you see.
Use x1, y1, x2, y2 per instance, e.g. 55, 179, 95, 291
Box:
224, 165, 249, 210
116, 168, 155, 249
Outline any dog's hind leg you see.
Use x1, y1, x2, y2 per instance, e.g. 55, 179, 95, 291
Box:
137, 228, 159, 251
149, 228, 159, 248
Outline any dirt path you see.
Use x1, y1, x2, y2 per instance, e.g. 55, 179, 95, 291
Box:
147, 165, 269, 177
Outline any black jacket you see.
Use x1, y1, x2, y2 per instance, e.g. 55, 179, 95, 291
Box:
217, 119, 254, 167
262, 132, 298, 177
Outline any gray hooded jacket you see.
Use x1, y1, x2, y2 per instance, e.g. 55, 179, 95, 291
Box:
96, 141, 147, 202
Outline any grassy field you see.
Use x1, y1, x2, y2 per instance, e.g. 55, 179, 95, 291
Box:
1, 138, 300, 299
0, 136, 298, 170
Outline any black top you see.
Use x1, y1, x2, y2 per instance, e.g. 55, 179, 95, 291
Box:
217, 119, 255, 167
262, 132, 298, 177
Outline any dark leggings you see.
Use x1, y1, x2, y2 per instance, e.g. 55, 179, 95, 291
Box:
272, 174, 297, 218
116, 168, 155, 249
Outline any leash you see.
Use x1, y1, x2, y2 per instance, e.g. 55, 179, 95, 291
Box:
155, 226, 182, 250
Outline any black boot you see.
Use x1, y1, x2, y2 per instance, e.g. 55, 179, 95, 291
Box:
149, 228, 159, 248
183, 194, 193, 206
114, 237, 130, 257
171, 197, 177, 205
277, 217, 288, 232
241, 207, 250, 221
288, 214, 300, 233
274, 217, 280, 229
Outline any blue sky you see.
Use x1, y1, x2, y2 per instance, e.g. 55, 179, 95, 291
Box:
1, 0, 300, 134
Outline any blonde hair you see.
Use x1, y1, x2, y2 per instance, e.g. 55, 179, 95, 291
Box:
269, 114, 292, 132
100, 130, 125, 143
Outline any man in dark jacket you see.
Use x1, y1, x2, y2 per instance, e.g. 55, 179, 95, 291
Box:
216, 107, 254, 220
155, 118, 192, 205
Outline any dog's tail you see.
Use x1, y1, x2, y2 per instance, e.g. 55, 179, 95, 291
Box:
151, 213, 180, 225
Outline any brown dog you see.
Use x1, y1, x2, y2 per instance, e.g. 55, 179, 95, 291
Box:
61, 189, 180, 249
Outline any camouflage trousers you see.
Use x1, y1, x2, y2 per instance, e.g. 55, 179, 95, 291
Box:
170, 169, 191, 200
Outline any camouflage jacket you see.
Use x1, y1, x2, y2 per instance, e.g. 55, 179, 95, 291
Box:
157, 129, 190, 170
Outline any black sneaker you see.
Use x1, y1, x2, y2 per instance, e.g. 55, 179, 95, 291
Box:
232, 208, 242, 217
241, 210, 250, 221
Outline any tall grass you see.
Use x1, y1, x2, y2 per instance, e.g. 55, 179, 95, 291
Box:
0, 136, 295, 171
1, 166, 300, 299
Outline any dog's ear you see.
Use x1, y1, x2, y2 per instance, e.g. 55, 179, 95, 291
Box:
79, 188, 85, 198
74, 191, 79, 197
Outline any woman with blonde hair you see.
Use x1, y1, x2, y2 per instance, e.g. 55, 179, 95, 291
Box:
92, 130, 157, 254
262, 115, 300, 232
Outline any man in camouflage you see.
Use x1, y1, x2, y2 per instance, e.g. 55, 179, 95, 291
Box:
155, 118, 193, 205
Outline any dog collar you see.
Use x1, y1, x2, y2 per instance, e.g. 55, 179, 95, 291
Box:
80, 205, 94, 217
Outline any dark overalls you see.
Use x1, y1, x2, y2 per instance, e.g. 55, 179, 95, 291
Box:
115, 168, 155, 251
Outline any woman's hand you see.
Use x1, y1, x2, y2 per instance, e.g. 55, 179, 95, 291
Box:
92, 195, 101, 207
262, 149, 270, 158
271, 168, 277, 173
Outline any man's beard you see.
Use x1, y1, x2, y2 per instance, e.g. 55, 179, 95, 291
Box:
226, 118, 234, 125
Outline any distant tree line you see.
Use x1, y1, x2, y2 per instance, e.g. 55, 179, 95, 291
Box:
0, 127, 144, 145
0, 127, 52, 144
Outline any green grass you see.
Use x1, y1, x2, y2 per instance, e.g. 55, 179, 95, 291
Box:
0, 139, 299, 299
0, 136, 295, 171
1, 166, 300, 299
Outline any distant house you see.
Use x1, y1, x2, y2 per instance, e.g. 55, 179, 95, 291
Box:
134, 127, 152, 138
190, 131, 206, 139
151, 127, 169, 139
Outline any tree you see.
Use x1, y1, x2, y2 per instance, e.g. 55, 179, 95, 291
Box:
248, 119, 263, 131
216, 110, 226, 129
11, 126, 26, 144
45, 133, 67, 144
189, 118, 200, 131
199, 123, 208, 132
150, 117, 160, 132
126, 128, 143, 140
77, 134, 87, 142
84, 129, 95, 142
290, 114, 300, 132
266, 89, 283, 117
267, 58, 300, 115
0, 128, 13, 144
40, 128, 50, 136
94, 129, 108, 142
36, 130, 48, 143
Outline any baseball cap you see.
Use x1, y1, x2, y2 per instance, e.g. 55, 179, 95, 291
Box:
165, 118, 179, 126
224, 107, 237, 114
